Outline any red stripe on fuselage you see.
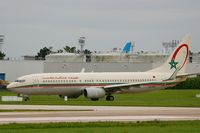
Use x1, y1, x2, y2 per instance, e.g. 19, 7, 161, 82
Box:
12, 83, 113, 89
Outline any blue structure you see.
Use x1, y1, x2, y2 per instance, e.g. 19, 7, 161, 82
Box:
0, 73, 5, 80
122, 42, 132, 53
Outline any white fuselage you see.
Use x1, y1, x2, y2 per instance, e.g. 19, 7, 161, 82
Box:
7, 72, 176, 97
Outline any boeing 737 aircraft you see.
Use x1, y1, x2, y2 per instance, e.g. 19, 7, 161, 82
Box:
7, 35, 192, 101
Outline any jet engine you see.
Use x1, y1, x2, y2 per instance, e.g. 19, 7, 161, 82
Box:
84, 87, 106, 99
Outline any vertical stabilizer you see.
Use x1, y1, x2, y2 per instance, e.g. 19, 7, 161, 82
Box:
148, 34, 191, 74
122, 42, 132, 53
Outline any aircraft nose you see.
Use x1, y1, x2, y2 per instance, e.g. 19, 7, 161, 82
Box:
7, 83, 15, 90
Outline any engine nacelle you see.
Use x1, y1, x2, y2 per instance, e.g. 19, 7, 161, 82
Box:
84, 87, 106, 99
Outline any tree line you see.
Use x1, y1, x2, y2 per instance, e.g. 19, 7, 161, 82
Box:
0, 51, 5, 60
35, 46, 92, 60
167, 77, 200, 89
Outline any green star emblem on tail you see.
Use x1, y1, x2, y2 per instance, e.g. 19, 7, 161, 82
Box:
169, 60, 178, 69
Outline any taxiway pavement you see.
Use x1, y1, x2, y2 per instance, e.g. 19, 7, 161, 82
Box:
0, 105, 200, 123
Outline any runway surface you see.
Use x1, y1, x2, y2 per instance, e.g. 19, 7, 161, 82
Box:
0, 105, 200, 124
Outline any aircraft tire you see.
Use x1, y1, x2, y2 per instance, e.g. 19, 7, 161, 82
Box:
106, 95, 114, 101
24, 97, 30, 101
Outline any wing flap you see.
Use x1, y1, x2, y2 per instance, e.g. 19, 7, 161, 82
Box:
103, 81, 159, 89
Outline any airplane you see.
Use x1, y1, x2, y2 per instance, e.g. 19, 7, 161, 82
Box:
7, 35, 192, 101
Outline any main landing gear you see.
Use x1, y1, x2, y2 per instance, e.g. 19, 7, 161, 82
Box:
106, 95, 114, 101
18, 94, 30, 101
90, 95, 114, 101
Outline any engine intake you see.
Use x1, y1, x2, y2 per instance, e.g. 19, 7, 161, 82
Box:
84, 87, 106, 99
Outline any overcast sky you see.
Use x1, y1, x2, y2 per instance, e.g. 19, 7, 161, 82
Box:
0, 0, 200, 57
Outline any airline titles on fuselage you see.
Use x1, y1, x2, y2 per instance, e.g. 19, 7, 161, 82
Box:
42, 76, 79, 80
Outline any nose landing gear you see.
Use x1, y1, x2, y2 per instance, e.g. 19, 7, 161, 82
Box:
18, 94, 30, 101
24, 96, 30, 101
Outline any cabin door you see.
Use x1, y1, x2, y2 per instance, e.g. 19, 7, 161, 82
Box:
32, 77, 39, 87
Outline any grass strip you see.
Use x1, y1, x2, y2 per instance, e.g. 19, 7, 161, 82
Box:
0, 121, 200, 133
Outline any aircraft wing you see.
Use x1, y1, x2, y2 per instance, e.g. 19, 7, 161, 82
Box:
103, 81, 162, 93
103, 70, 200, 93
104, 82, 146, 89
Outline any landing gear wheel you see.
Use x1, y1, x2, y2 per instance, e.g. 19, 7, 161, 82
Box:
24, 97, 30, 101
106, 95, 114, 101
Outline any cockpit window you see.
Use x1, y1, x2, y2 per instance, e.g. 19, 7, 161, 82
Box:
15, 79, 25, 83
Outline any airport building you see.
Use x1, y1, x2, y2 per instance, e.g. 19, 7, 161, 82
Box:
0, 60, 44, 82
44, 53, 167, 73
